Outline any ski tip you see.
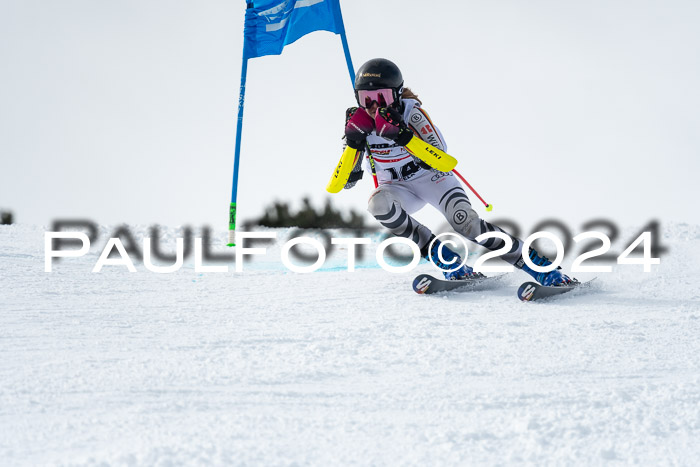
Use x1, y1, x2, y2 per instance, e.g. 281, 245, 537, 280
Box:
517, 282, 539, 302
412, 274, 435, 294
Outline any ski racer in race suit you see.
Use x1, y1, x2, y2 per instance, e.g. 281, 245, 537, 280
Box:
342, 58, 576, 286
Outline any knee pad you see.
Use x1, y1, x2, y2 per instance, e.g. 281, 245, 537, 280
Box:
367, 189, 397, 219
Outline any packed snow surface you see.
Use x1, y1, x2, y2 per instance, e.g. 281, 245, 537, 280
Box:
2, 223, 700, 465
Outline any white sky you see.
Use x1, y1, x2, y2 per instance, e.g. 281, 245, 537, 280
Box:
1, 0, 699, 234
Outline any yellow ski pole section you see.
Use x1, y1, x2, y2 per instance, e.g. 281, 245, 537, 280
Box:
326, 145, 363, 193
404, 137, 458, 172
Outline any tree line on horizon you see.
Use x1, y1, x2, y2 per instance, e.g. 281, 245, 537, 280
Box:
1, 210, 13, 225
243, 197, 367, 230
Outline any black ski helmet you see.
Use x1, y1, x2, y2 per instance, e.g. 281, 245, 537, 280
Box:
354, 58, 404, 107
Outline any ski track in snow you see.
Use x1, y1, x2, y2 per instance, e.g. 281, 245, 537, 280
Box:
1, 224, 700, 465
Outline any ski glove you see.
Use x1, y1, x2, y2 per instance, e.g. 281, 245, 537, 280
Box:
375, 106, 414, 146
344, 107, 374, 150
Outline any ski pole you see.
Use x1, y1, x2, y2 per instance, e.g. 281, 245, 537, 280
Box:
453, 169, 493, 212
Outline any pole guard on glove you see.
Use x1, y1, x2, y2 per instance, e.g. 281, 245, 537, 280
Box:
328, 106, 458, 193
403, 138, 457, 173
327, 145, 363, 193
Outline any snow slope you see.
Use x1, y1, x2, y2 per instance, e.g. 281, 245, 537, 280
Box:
1, 223, 700, 465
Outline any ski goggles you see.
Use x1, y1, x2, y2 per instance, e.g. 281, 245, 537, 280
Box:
356, 88, 395, 109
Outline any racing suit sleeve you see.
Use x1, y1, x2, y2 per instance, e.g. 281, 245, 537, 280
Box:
406, 106, 447, 152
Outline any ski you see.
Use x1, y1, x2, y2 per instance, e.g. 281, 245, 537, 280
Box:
517, 279, 596, 302
412, 273, 508, 295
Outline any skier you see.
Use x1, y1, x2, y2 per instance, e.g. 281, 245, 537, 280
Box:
341, 58, 576, 286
